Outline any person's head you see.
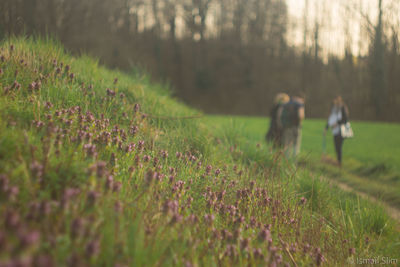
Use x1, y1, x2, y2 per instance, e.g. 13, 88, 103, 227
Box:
333, 96, 344, 107
274, 93, 290, 105
292, 96, 305, 104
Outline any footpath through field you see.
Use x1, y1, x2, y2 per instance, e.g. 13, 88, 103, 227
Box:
305, 158, 400, 225
331, 179, 400, 223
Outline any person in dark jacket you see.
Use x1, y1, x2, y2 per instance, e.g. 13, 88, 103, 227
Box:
324, 96, 349, 166
279, 96, 305, 158
266, 93, 289, 148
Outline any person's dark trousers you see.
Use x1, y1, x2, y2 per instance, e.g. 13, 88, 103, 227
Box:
334, 134, 344, 165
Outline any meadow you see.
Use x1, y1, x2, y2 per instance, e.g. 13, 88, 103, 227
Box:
202, 116, 400, 209
0, 37, 399, 266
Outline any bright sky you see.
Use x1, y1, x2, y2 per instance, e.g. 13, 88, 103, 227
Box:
286, 0, 399, 57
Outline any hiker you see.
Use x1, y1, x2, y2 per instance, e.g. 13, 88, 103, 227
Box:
278, 95, 305, 158
324, 96, 349, 167
266, 93, 290, 148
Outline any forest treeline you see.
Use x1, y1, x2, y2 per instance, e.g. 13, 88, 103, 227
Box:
1, 0, 399, 121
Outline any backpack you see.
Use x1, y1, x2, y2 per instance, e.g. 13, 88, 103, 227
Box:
281, 100, 303, 128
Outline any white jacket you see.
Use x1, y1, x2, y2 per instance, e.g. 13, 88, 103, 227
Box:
327, 106, 342, 135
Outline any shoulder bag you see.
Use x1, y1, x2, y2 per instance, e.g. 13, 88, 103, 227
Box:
340, 122, 354, 138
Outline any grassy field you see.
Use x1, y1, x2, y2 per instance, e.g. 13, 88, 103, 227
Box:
202, 115, 400, 208
0, 37, 399, 266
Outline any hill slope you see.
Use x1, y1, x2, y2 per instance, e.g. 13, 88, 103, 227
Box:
0, 38, 398, 266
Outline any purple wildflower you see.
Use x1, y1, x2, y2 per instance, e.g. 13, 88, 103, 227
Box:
114, 201, 123, 213
19, 230, 40, 248
134, 103, 140, 113
112, 181, 122, 193
71, 218, 85, 239
86, 239, 100, 257
106, 88, 115, 97
87, 190, 99, 206
206, 165, 212, 174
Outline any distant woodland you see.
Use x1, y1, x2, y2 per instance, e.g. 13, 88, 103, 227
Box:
1, 0, 399, 121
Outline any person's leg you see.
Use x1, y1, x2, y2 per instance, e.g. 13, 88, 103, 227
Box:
274, 128, 282, 148
285, 127, 300, 159
282, 129, 289, 156
294, 127, 302, 157
338, 136, 344, 165
290, 127, 296, 158
334, 135, 340, 163
334, 135, 343, 165
283, 128, 293, 158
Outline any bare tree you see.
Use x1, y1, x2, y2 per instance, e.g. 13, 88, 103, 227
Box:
369, 0, 386, 118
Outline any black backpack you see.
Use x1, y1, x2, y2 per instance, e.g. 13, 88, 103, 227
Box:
281, 100, 303, 128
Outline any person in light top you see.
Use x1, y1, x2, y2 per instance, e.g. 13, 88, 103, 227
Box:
324, 96, 349, 166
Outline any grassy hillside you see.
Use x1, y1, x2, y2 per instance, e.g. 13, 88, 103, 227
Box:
0, 37, 399, 266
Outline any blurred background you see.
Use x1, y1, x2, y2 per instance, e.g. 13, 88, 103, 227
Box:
1, 0, 399, 121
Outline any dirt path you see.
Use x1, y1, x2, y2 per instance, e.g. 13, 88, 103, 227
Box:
322, 174, 400, 224
302, 155, 400, 225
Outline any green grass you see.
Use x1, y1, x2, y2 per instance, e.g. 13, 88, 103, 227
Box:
0, 37, 399, 266
202, 115, 400, 208
202, 115, 400, 169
